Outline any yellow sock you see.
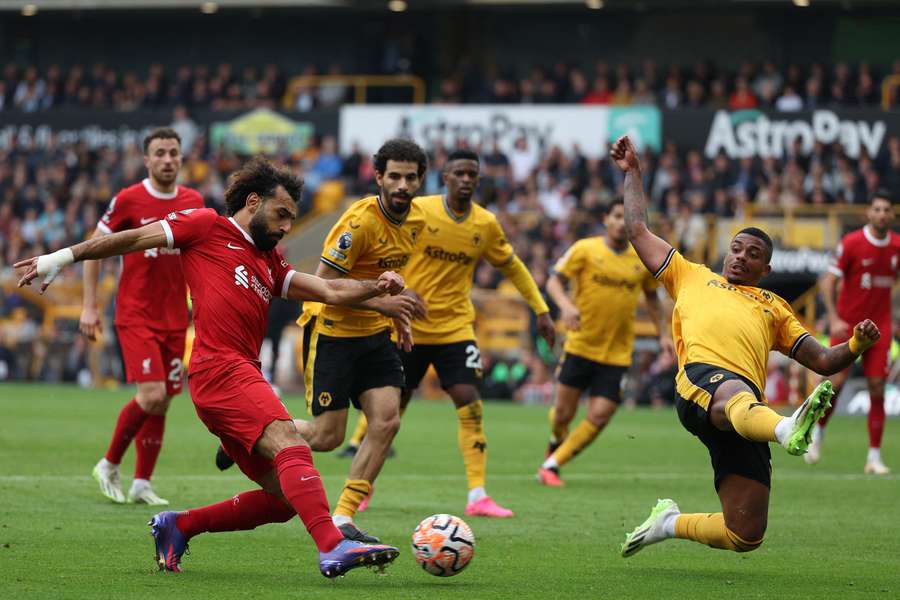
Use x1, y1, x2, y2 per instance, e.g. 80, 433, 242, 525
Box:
349, 413, 368, 447
551, 419, 600, 467
457, 400, 487, 490
724, 391, 782, 443
675, 513, 763, 552
548, 406, 569, 443
334, 479, 371, 519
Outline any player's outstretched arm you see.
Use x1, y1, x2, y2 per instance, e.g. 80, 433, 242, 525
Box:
794, 319, 881, 375
313, 260, 422, 320
610, 135, 674, 274
287, 271, 404, 305
15, 222, 169, 293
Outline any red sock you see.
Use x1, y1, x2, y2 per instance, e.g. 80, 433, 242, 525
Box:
176, 490, 295, 539
868, 393, 885, 448
274, 445, 344, 552
134, 414, 166, 480
104, 398, 149, 464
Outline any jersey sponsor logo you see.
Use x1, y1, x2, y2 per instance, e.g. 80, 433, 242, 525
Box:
234, 265, 250, 288
328, 248, 347, 261
709, 373, 724, 383
424, 246, 474, 265
143, 247, 181, 258
338, 231, 353, 250
707, 279, 769, 303
377, 255, 409, 269
318, 392, 332, 407
226, 242, 242, 250
591, 273, 638, 290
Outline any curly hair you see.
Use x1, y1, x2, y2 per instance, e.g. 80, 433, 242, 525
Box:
223, 156, 304, 216
373, 138, 428, 177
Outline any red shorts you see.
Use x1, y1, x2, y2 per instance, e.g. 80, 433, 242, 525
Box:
117, 324, 186, 396
831, 326, 892, 379
188, 359, 291, 482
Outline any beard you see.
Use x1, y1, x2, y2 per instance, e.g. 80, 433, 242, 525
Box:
249, 210, 281, 251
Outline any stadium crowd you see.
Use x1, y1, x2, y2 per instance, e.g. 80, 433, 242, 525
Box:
2, 127, 899, 403
2, 59, 899, 112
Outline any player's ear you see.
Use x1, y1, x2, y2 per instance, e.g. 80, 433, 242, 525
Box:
762, 263, 772, 278
246, 192, 261, 213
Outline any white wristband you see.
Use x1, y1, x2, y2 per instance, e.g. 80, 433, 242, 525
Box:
36, 248, 74, 276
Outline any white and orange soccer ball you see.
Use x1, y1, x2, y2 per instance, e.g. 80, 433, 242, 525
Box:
411, 514, 475, 577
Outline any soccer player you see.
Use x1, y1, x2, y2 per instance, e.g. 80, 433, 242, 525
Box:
608, 136, 881, 557
336, 149, 556, 517
536, 198, 674, 487
16, 157, 402, 577
292, 139, 428, 542
808, 191, 898, 474
82, 128, 203, 506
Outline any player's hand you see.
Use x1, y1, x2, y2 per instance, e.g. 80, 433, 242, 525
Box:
394, 316, 414, 352
537, 312, 556, 348
829, 317, 850, 340
560, 305, 581, 331
401, 288, 428, 320
14, 256, 60, 294
610, 135, 641, 173
850, 319, 880, 354
377, 294, 417, 320
79, 306, 103, 342
660, 335, 677, 361
376, 271, 405, 296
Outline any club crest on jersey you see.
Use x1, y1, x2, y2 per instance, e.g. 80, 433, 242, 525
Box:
337, 231, 353, 250
472, 233, 482, 247
411, 228, 420, 243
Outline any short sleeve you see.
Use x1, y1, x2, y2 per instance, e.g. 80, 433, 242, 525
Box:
97, 194, 129, 234
160, 208, 217, 250
483, 218, 515, 267
655, 248, 695, 299
553, 242, 584, 280
828, 237, 850, 277
774, 301, 812, 358
320, 210, 367, 274
270, 247, 296, 299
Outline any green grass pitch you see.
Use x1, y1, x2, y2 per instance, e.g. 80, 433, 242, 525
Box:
0, 383, 897, 599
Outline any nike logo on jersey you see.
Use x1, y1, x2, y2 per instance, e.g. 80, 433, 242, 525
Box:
226, 242, 242, 250
140, 217, 156, 225
300, 475, 320, 482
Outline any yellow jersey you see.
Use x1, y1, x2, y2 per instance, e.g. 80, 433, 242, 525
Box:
314, 195, 425, 338
405, 195, 515, 344
554, 237, 659, 366
656, 248, 810, 406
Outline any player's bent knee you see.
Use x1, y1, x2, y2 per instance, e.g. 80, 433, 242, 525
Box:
136, 385, 168, 413
314, 429, 345, 452
725, 526, 764, 552
368, 414, 401, 440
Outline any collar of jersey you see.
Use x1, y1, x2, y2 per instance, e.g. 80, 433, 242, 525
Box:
142, 178, 178, 200
376, 195, 408, 226
442, 195, 471, 223
227, 217, 257, 247
863, 225, 890, 247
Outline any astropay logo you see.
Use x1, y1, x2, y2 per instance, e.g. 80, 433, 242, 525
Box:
234, 265, 249, 288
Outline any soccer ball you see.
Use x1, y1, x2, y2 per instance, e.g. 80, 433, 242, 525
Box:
411, 514, 475, 577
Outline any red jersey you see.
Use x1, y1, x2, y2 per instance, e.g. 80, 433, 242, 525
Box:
828, 225, 900, 325
98, 178, 204, 330
160, 208, 296, 371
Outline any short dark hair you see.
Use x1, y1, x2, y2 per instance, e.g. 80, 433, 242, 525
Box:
446, 149, 480, 164
143, 127, 181, 154
223, 156, 304, 216
608, 197, 624, 210
736, 226, 774, 263
871, 188, 894, 205
373, 138, 428, 177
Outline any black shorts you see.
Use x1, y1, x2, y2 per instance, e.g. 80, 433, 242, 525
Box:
675, 362, 772, 490
556, 352, 627, 402
401, 340, 483, 391
303, 317, 405, 416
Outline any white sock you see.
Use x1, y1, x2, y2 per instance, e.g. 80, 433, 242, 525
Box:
468, 487, 487, 504
131, 478, 150, 490
332, 514, 352, 527
812, 423, 824, 444
774, 416, 792, 445
661, 511, 680, 538
867, 447, 882, 463
98, 457, 119, 471
541, 456, 559, 470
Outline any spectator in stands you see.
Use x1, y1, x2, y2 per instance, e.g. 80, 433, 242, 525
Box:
729, 76, 758, 110
775, 84, 804, 112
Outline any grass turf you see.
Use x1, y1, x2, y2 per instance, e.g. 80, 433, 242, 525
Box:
0, 383, 897, 599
